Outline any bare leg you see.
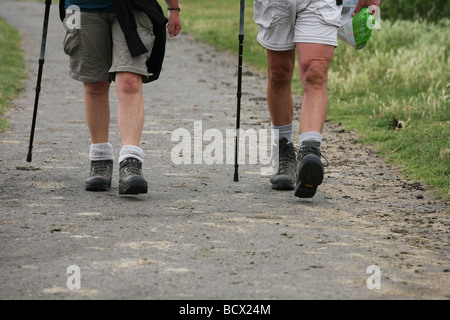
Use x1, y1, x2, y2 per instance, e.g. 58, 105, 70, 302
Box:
266, 49, 297, 190
294, 43, 335, 198
266, 49, 296, 126
83, 81, 113, 192
115, 72, 145, 147
83, 81, 111, 144
115, 72, 148, 195
296, 43, 335, 134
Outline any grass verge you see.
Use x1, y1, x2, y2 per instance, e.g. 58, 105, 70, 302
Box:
0, 16, 26, 133
167, 1, 449, 201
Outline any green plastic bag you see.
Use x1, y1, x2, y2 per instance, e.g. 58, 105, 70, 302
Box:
353, 7, 375, 49
338, 4, 376, 50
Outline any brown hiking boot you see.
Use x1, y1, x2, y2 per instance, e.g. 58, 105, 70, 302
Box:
270, 138, 297, 190
119, 158, 148, 195
294, 141, 324, 198
85, 160, 113, 191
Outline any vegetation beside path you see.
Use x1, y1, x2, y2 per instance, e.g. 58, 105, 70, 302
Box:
0, 16, 26, 132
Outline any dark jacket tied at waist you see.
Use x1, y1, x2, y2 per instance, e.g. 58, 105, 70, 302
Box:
59, 0, 168, 83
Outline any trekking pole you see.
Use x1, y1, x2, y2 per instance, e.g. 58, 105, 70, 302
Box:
234, 0, 245, 182
27, 0, 52, 162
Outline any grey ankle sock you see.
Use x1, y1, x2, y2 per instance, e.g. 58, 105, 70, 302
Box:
89, 142, 114, 161
272, 122, 293, 143
299, 131, 322, 146
119, 145, 144, 164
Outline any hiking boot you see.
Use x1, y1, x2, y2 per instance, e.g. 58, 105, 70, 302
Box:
85, 160, 113, 191
294, 141, 324, 198
270, 137, 297, 190
119, 158, 148, 195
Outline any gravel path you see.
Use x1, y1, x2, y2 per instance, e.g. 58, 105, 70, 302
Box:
0, 2, 448, 300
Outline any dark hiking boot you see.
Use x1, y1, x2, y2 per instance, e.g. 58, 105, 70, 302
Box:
119, 158, 148, 195
295, 141, 324, 198
85, 160, 113, 191
270, 137, 297, 190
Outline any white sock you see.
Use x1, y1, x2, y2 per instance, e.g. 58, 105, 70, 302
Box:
299, 131, 322, 146
89, 142, 114, 161
272, 122, 293, 143
119, 145, 144, 164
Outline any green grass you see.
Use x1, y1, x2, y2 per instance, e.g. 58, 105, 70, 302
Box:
328, 19, 449, 201
167, 0, 449, 201
0, 16, 26, 132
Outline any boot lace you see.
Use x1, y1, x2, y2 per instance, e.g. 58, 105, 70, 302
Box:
122, 158, 142, 176
91, 161, 112, 177
277, 142, 296, 175
298, 145, 329, 167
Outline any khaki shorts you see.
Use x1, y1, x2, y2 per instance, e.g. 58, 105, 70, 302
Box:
254, 0, 341, 51
63, 11, 155, 82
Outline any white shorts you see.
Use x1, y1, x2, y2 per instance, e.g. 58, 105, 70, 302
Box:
254, 0, 342, 51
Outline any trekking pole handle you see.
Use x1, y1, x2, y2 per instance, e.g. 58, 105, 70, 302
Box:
239, 0, 245, 36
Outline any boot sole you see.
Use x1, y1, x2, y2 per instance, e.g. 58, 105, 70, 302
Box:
270, 176, 295, 190
295, 155, 323, 198
86, 178, 111, 192
119, 177, 148, 195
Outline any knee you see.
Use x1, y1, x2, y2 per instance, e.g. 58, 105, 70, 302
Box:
116, 73, 142, 94
84, 81, 110, 96
301, 61, 328, 88
268, 65, 294, 89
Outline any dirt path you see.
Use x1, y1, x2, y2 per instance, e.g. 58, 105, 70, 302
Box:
0, 2, 448, 300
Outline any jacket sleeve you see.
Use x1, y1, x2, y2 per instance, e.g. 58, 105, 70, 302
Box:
131, 0, 168, 83
112, 0, 148, 57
